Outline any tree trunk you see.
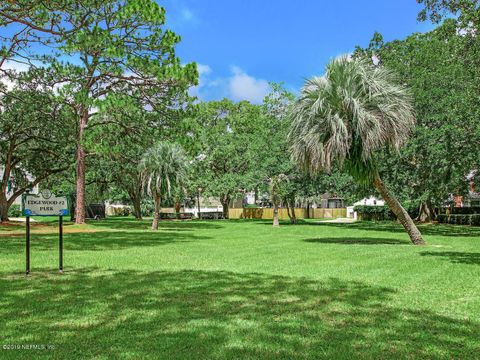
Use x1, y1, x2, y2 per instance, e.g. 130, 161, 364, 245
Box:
197, 191, 201, 219
75, 110, 88, 224
427, 201, 437, 221
152, 195, 161, 230
222, 202, 229, 219
417, 200, 436, 222
0, 193, 9, 222
175, 201, 181, 219
418, 201, 433, 222
273, 204, 279, 227
132, 195, 142, 220
221, 195, 230, 219
373, 174, 425, 245
285, 200, 291, 219
289, 198, 297, 224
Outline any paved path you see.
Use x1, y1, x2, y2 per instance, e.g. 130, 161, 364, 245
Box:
317, 217, 356, 224
8, 217, 36, 222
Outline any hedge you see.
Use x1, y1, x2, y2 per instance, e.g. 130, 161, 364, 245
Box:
450, 207, 480, 215
159, 212, 194, 220
353, 205, 395, 221
437, 214, 480, 226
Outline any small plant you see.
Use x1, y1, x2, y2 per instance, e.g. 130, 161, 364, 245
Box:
7, 204, 21, 217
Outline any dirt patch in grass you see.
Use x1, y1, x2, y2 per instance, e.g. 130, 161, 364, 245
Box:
1, 227, 99, 238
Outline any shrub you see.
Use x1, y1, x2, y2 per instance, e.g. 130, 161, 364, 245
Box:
141, 199, 155, 217
353, 205, 394, 221
403, 200, 420, 219
8, 204, 21, 217
451, 207, 480, 215
472, 214, 480, 226
437, 214, 480, 226
122, 207, 131, 216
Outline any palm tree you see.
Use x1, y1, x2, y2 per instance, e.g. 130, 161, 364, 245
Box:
289, 56, 425, 245
139, 142, 188, 230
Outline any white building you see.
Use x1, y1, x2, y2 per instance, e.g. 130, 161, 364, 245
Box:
347, 196, 385, 219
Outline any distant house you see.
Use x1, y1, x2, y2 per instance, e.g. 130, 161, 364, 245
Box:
452, 170, 479, 207
353, 196, 385, 207
346, 196, 385, 219
319, 193, 345, 209
231, 191, 345, 209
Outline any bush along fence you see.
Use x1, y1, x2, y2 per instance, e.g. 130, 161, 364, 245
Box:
353, 205, 395, 221
449, 207, 480, 215
228, 208, 347, 220
437, 214, 480, 226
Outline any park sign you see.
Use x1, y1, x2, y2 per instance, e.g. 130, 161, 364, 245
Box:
22, 190, 70, 216
22, 190, 69, 275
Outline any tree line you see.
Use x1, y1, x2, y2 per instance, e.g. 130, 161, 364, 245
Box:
0, 1, 479, 245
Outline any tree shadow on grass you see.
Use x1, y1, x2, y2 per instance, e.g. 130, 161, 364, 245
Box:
420, 251, 480, 265
304, 237, 408, 245
0, 230, 212, 253
90, 218, 224, 231
317, 222, 480, 238
0, 269, 478, 359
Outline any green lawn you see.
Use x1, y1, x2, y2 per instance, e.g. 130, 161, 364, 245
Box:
1, 218, 479, 359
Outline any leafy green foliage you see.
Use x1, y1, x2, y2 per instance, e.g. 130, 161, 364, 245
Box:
356, 20, 480, 209
0, 75, 76, 220
188, 99, 266, 209
417, 0, 480, 27
1, 0, 198, 222
7, 204, 21, 217
353, 205, 394, 221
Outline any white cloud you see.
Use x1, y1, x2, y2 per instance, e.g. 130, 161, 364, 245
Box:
189, 64, 271, 104
228, 66, 269, 103
0, 60, 31, 91
197, 63, 211, 76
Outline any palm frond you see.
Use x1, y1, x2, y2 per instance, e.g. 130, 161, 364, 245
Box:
139, 142, 189, 199
289, 55, 415, 183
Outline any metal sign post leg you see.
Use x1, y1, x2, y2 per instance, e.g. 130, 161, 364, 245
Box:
59, 216, 63, 273
26, 216, 30, 275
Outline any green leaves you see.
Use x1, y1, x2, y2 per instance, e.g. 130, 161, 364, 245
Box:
361, 19, 480, 206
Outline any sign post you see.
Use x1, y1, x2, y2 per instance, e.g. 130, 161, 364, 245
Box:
22, 191, 70, 275
26, 216, 30, 275
59, 215, 63, 273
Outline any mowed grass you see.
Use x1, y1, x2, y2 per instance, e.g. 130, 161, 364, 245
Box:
1, 218, 479, 359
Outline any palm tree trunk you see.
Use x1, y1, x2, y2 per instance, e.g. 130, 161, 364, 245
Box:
273, 204, 279, 227
152, 195, 161, 230
373, 174, 425, 245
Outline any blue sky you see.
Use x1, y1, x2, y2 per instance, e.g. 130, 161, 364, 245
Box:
162, 0, 434, 103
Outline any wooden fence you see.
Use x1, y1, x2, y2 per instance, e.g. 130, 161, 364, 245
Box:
228, 208, 347, 220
